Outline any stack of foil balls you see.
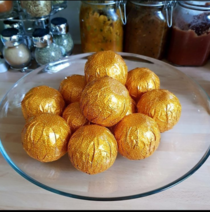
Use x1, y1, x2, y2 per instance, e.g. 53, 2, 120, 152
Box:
21, 50, 182, 175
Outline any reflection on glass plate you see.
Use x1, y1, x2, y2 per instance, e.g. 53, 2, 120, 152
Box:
0, 53, 209, 201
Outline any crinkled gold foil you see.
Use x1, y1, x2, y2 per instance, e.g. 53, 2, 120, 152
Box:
85, 50, 128, 85
21, 85, 65, 120
21, 114, 71, 162
126, 67, 160, 101
137, 89, 182, 133
126, 96, 137, 116
62, 102, 89, 133
68, 125, 118, 175
80, 76, 131, 127
59, 75, 86, 105
114, 113, 161, 160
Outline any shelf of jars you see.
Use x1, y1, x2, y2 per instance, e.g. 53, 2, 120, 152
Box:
0, 0, 74, 73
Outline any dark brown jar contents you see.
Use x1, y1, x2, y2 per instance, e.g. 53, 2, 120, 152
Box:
124, 6, 169, 59
167, 13, 210, 66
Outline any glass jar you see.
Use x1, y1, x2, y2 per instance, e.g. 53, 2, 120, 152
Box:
1, 28, 32, 70
79, 0, 126, 53
124, 0, 175, 59
0, 1, 13, 18
20, 1, 52, 18
32, 28, 63, 66
51, 0, 67, 11
167, 1, 210, 66
51, 17, 74, 56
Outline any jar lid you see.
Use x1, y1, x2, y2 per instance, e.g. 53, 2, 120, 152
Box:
32, 28, 53, 48
179, 1, 210, 10
0, 28, 21, 47
130, 0, 165, 6
51, 17, 68, 34
3, 20, 21, 31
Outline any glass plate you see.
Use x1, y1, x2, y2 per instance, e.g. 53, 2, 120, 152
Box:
0, 53, 209, 201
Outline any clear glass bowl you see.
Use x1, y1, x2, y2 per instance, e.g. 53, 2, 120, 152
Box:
0, 53, 209, 201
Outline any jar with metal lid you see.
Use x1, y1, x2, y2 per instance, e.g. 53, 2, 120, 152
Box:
0, 1, 13, 18
32, 28, 63, 66
167, 1, 210, 66
124, 0, 175, 59
51, 0, 67, 11
51, 17, 74, 56
20, 1, 52, 18
1, 28, 32, 70
79, 0, 126, 53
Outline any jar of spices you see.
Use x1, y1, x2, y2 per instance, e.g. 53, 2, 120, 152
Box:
79, 0, 126, 53
1, 28, 32, 70
32, 28, 63, 66
124, 0, 175, 59
0, 1, 13, 18
52, 0, 67, 11
20, 1, 52, 18
51, 17, 74, 56
167, 1, 210, 66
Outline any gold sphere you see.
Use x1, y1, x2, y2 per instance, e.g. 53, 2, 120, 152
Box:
21, 85, 65, 120
62, 102, 89, 133
126, 67, 160, 101
80, 76, 131, 127
114, 113, 161, 160
59, 74, 86, 105
68, 125, 118, 175
21, 114, 71, 162
137, 89, 182, 133
85, 50, 128, 85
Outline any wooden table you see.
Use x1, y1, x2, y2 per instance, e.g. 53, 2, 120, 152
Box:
0, 48, 210, 209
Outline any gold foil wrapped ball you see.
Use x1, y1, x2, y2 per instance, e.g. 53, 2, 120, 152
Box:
126, 96, 137, 116
137, 89, 182, 133
21, 114, 71, 162
62, 102, 89, 133
68, 125, 118, 175
114, 113, 161, 160
85, 50, 128, 85
21, 85, 65, 120
126, 67, 160, 101
59, 75, 86, 105
80, 76, 131, 127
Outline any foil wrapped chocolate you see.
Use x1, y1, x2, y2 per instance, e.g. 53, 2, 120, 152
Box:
137, 89, 182, 133
59, 74, 86, 105
62, 102, 89, 133
114, 113, 161, 160
80, 76, 131, 127
21, 85, 65, 120
21, 114, 71, 162
126, 67, 160, 101
126, 96, 137, 116
85, 50, 128, 85
68, 125, 118, 175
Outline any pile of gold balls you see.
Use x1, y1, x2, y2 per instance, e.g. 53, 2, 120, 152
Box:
21, 50, 182, 175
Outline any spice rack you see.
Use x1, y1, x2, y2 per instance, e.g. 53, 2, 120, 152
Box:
0, 1, 68, 72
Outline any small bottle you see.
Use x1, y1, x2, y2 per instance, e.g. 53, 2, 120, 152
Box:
20, 1, 52, 18
51, 0, 67, 11
32, 28, 63, 66
0, 1, 13, 18
51, 17, 74, 56
1, 28, 32, 70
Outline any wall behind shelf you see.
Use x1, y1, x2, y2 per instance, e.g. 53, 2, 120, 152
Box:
0, 1, 82, 54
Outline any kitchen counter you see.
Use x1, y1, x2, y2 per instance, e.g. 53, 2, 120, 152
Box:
0, 46, 210, 209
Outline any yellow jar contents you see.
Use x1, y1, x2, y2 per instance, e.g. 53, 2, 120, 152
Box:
80, 2, 123, 52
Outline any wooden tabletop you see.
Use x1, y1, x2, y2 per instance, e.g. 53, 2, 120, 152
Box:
0, 47, 210, 209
